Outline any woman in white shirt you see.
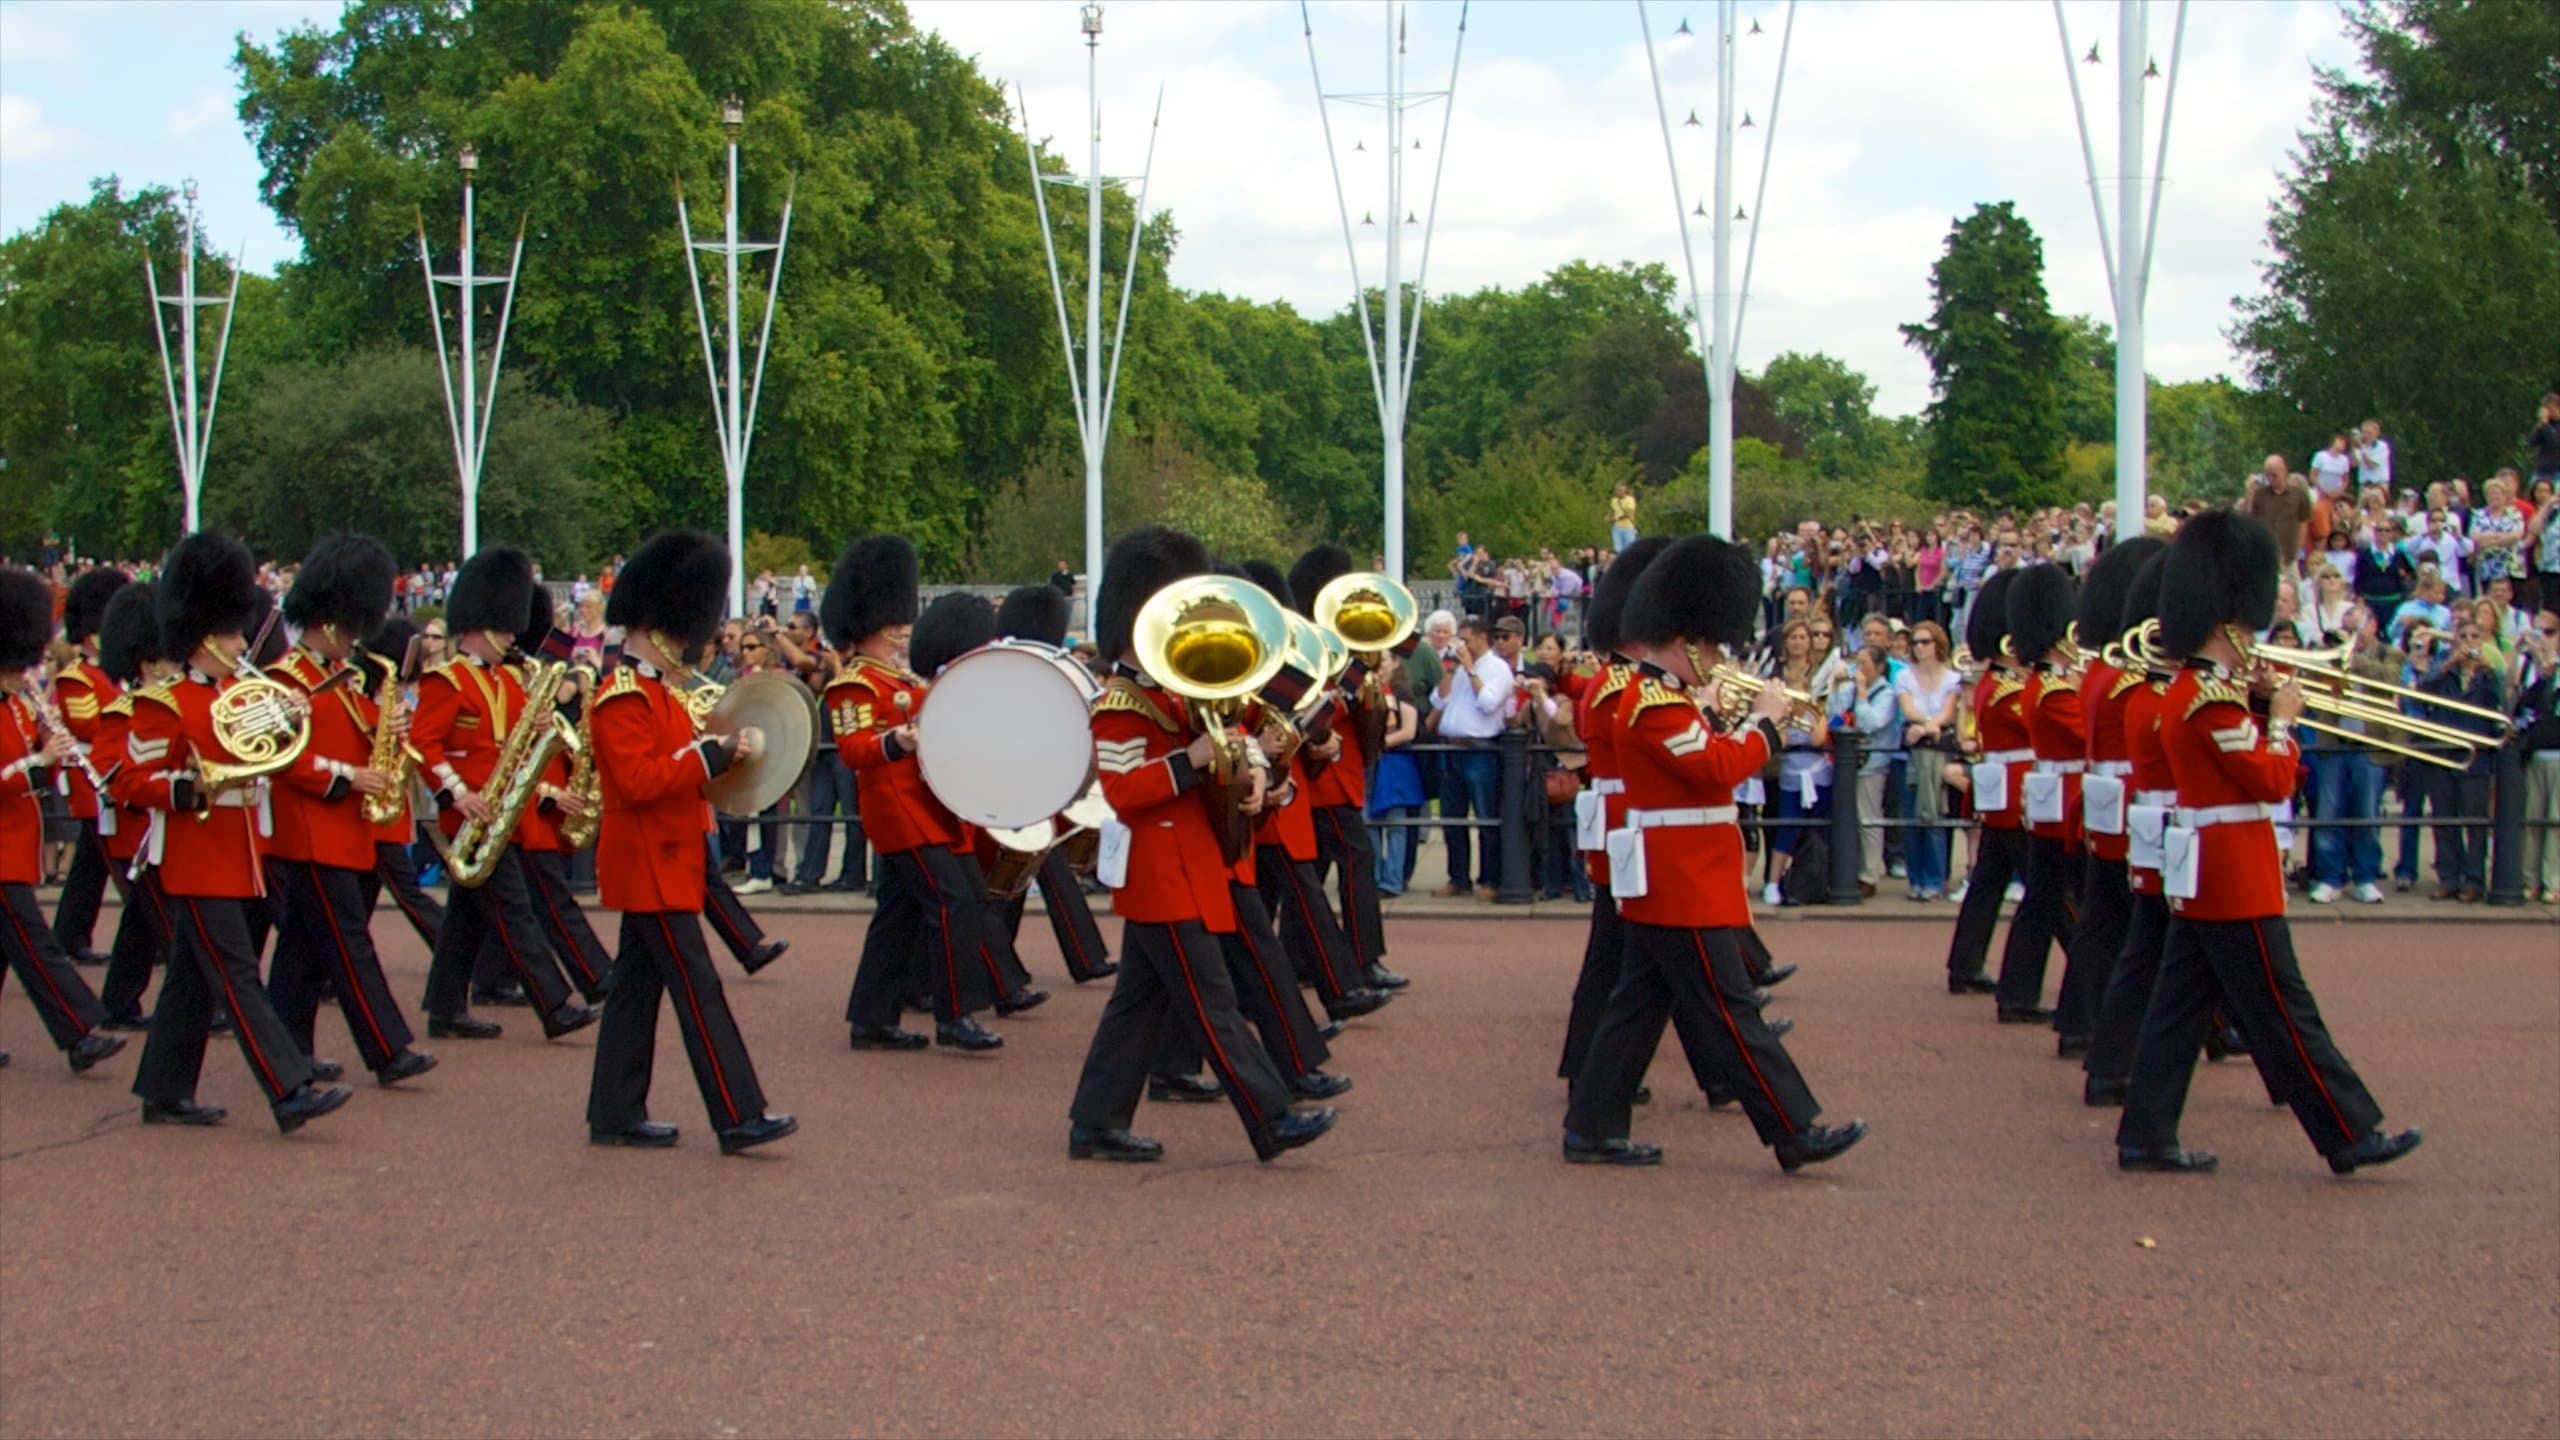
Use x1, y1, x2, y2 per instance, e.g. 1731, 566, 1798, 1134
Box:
1759, 620, 1833, 904
2305, 561, 2357, 641
1894, 621, 1963, 900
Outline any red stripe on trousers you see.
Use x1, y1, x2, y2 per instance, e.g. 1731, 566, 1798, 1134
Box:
1165, 926, 1262, 1124
2251, 919, 2353, 1145
1689, 930, 1794, 1137
658, 914, 741, 1127
2, 896, 90, 1042
304, 863, 395, 1062
182, 897, 284, 1098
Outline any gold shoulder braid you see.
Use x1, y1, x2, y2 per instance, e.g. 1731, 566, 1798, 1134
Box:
594, 666, 646, 705
2183, 676, 2251, 721
1095, 675, 1181, 733
1591, 664, 1632, 707
2040, 669, 2081, 696
131, 677, 182, 713
2108, 671, 2144, 700
1626, 677, 1693, 716
1990, 674, 2030, 705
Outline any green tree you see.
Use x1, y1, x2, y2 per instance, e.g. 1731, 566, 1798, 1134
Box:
1901, 201, 2068, 509
2149, 378, 2267, 504
2054, 315, 2117, 448
1411, 430, 1639, 563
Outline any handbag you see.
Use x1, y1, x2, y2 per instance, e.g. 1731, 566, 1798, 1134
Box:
1542, 766, 1581, 804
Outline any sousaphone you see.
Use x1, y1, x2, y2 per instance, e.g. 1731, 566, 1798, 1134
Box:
1311, 570, 1419, 760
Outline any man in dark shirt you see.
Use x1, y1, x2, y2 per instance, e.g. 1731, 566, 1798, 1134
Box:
2242, 456, 2314, 577
2513, 608, 2560, 902
1048, 560, 1077, 600
2413, 621, 2505, 900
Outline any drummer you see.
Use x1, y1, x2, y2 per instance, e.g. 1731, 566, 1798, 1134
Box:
993, 584, 1116, 985
908, 591, 1046, 1016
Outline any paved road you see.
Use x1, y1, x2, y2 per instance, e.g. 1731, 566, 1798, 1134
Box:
2, 915, 2551, 1438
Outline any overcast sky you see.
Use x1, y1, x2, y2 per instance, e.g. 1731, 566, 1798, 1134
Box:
2, 0, 2361, 418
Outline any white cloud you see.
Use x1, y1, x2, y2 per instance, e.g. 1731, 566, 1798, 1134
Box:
167, 89, 230, 140
0, 93, 74, 162
0, 6, 78, 65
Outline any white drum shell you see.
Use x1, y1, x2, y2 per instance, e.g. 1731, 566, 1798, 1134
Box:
916, 640, 1100, 829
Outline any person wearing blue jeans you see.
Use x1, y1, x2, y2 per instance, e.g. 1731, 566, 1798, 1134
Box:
2309, 745, 2386, 902
1367, 689, 1425, 897
788, 749, 855, 893
1437, 745, 1501, 893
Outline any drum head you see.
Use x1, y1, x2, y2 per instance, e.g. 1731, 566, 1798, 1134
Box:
1061, 782, 1114, 831
986, 818, 1055, 852
917, 642, 1099, 828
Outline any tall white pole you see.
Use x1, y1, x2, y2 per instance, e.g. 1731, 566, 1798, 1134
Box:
1084, 23, 1105, 637
178, 196, 201, 530
2111, 0, 2147, 542
678, 98, 791, 614
725, 131, 747, 613
1707, 1, 1736, 540
458, 169, 480, 555
147, 179, 240, 533
1382, 0, 1405, 577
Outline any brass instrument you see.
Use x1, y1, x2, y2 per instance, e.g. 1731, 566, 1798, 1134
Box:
1134, 575, 1290, 865
1701, 664, 1824, 728
359, 658, 415, 827
2242, 632, 2496, 771
1311, 570, 1419, 760
1264, 614, 1347, 768
440, 655, 579, 887
195, 672, 315, 795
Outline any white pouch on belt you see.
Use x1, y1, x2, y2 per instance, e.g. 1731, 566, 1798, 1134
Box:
1970, 760, 2009, 814
2161, 824, 2201, 899
1574, 789, 1606, 852
2126, 804, 2168, 869
1605, 827, 1647, 899
2081, 775, 2126, 835
2022, 771, 2063, 826
1095, 819, 1133, 889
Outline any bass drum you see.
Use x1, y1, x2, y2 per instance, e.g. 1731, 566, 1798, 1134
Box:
1054, 782, 1114, 872
916, 638, 1102, 830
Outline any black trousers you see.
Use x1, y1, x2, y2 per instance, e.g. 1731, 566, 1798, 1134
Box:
701, 850, 769, 968
100, 865, 173, 1019
1994, 835, 2080, 1010
2120, 915, 2384, 1160
1945, 826, 2028, 980
421, 847, 574, 1025
2057, 854, 2132, 1041
521, 849, 612, 999
268, 859, 416, 1071
1258, 845, 1368, 1011
960, 856, 1035, 1000
53, 817, 110, 956
1, 880, 106, 1050
846, 847, 992, 1029
2085, 892, 2172, 1084
587, 910, 769, 1134
1566, 922, 1817, 1146
1313, 804, 1388, 969
1069, 918, 1294, 1154
1559, 886, 1625, 1080
1221, 881, 1331, 1081
1004, 851, 1112, 982
133, 893, 312, 1107
369, 839, 444, 950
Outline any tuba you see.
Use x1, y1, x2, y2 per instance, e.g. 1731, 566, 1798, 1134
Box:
1264, 613, 1348, 770
441, 654, 580, 887
1134, 575, 1290, 865
1311, 570, 1419, 760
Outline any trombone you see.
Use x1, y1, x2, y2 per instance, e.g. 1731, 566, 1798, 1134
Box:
2246, 634, 2497, 771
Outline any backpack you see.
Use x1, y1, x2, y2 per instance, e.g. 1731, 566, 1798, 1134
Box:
1782, 831, 1831, 907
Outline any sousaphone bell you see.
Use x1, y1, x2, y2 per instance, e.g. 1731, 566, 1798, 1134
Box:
1133, 575, 1290, 865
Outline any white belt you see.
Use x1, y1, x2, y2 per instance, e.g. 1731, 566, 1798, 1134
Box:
1980, 748, 2032, 764
2091, 760, 2135, 777
2134, 788, 2177, 807
1591, 778, 1625, 796
2035, 759, 2087, 775
206, 788, 259, 809
1626, 805, 1739, 829
2175, 803, 2272, 828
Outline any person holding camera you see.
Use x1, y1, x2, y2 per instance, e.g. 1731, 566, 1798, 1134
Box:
2411, 617, 2505, 901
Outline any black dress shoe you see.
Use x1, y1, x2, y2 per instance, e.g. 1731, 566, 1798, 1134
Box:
66, 1033, 126, 1074
1147, 1072, 1223, 1103
591, 1120, 679, 1149
1632, 1084, 1653, 1105
1764, 1015, 1795, 1037
1996, 1005, 2054, 1024
427, 1013, 503, 1040
849, 1024, 928, 1051
207, 1010, 234, 1035
1069, 1126, 1164, 1162
741, 939, 790, 975
934, 1017, 1003, 1052
2055, 1033, 2091, 1060
469, 983, 530, 1008
307, 1058, 345, 1083
1774, 1120, 1869, 1173
1363, 965, 1411, 991
2203, 1024, 2250, 1060
1259, 1106, 1337, 1159
1748, 988, 1773, 1008
1564, 1131, 1662, 1166
1317, 1020, 1345, 1042
2084, 1076, 2130, 1107
141, 1097, 224, 1127
1948, 972, 1998, 995
1289, 1070, 1353, 1100
2118, 1144, 2217, 1173
1075, 963, 1119, 983
374, 1049, 438, 1085
1754, 961, 1800, 988
1327, 987, 1392, 1020
718, 1112, 798, 1156
995, 987, 1049, 1016
98, 1009, 151, 1032
2328, 1127, 2421, 1176
1706, 1091, 1738, 1109
543, 1001, 598, 1038
775, 881, 814, 896
0, 1050, 10, 1068
272, 1083, 353, 1134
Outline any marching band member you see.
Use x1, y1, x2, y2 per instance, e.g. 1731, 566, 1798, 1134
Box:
1562, 535, 1864, 1171
262, 535, 437, 1086
1066, 525, 1337, 1163
356, 615, 447, 951
993, 583, 1114, 985
584, 531, 795, 1155
1942, 568, 2027, 995
1993, 564, 2082, 1027
476, 589, 612, 1005
1557, 537, 1666, 1087
94, 583, 175, 1030
411, 547, 597, 1042
49, 566, 130, 964
1289, 545, 1409, 993
125, 534, 348, 1130
1234, 716, 1353, 1101
825, 535, 1002, 1053
2116, 510, 2420, 1176
2054, 538, 2165, 1058
909, 591, 1044, 1014
0, 566, 124, 1075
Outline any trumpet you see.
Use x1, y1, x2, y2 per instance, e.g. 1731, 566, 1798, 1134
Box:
1702, 664, 1823, 727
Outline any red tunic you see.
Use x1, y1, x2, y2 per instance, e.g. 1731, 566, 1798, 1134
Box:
1303, 699, 1367, 810
127, 672, 270, 899
92, 697, 148, 865
2122, 675, 2175, 895
1577, 662, 1633, 888
2081, 660, 2140, 864
2024, 667, 2087, 850
51, 659, 115, 820
264, 647, 380, 872
826, 655, 959, 855
590, 664, 723, 913
411, 653, 526, 841
1252, 752, 1320, 864
1613, 671, 1775, 930
0, 694, 44, 885
2161, 665, 2296, 921
1973, 671, 2032, 831
1092, 676, 1236, 933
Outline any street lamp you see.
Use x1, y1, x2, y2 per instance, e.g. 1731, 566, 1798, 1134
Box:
146, 175, 241, 532
417, 141, 526, 557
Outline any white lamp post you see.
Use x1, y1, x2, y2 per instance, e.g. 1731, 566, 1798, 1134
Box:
145, 178, 242, 533
418, 144, 526, 558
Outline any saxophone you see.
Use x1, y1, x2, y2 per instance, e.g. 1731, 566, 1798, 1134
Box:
359, 659, 413, 827
555, 661, 604, 851
443, 654, 581, 888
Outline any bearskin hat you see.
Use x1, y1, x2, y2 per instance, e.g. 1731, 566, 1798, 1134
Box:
2159, 508, 2280, 659
0, 567, 52, 672
1585, 536, 1674, 656
1241, 559, 1294, 613
2005, 564, 2077, 664
62, 566, 130, 646
1097, 525, 1210, 662
447, 546, 537, 637
156, 532, 261, 664
2122, 549, 2170, 655
367, 614, 421, 680
97, 581, 162, 685
909, 591, 995, 678
1622, 534, 1760, 651
2077, 536, 2166, 647
1284, 544, 1355, 622
1965, 567, 2020, 661
821, 535, 919, 649
519, 581, 561, 658
282, 534, 396, 642
607, 530, 731, 653
995, 584, 1070, 647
